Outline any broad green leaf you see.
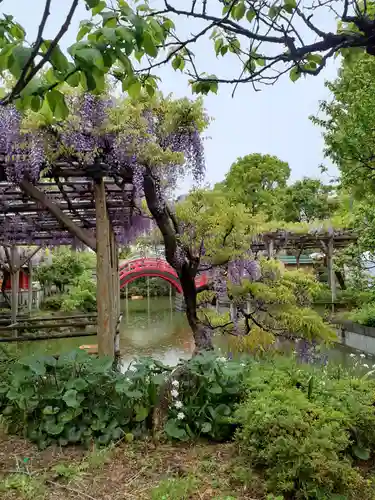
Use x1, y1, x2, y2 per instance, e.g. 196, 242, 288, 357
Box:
142, 31, 158, 57
201, 422, 212, 433
92, 0, 106, 15
208, 384, 222, 394
246, 8, 256, 22
66, 71, 81, 87
76, 21, 93, 41
8, 45, 33, 77
172, 55, 184, 71
269, 5, 279, 18
145, 83, 155, 97
284, 0, 297, 11
74, 47, 104, 70
127, 80, 141, 99
289, 66, 301, 82
62, 389, 80, 408
46, 89, 69, 119
85, 0, 100, 7
353, 445, 370, 460
164, 419, 188, 440
214, 38, 224, 56
134, 405, 148, 422
101, 27, 118, 43
233, 1, 246, 20
44, 421, 64, 436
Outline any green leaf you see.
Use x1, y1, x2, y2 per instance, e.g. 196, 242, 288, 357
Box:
233, 1, 246, 20
210, 81, 218, 94
201, 422, 212, 433
127, 80, 141, 99
62, 389, 81, 408
101, 11, 118, 28
66, 71, 81, 87
85, 0, 100, 7
268, 5, 279, 19
214, 38, 224, 56
172, 55, 184, 71
289, 66, 301, 82
74, 47, 104, 70
76, 22, 93, 41
142, 31, 158, 57
134, 405, 149, 422
46, 90, 69, 119
145, 83, 155, 97
66, 378, 88, 392
43, 406, 59, 415
101, 27, 118, 44
246, 8, 256, 22
44, 420, 64, 436
284, 0, 297, 12
92, 0, 106, 15
208, 384, 223, 394
164, 419, 188, 440
9, 45, 33, 77
353, 445, 370, 461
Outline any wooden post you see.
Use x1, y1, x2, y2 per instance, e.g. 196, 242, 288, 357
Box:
10, 246, 19, 331
267, 239, 274, 259
94, 178, 114, 357
327, 237, 336, 313
28, 260, 33, 313
125, 283, 129, 323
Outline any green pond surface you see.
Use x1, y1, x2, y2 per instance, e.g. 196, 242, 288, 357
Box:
6, 297, 375, 369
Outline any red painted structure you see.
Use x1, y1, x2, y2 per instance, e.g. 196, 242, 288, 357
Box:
3, 269, 30, 290
119, 257, 207, 294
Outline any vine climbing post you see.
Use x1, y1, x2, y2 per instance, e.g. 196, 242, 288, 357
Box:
94, 177, 114, 358
10, 246, 19, 332
327, 237, 336, 313
28, 259, 33, 314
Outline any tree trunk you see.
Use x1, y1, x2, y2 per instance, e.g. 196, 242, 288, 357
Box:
143, 172, 213, 352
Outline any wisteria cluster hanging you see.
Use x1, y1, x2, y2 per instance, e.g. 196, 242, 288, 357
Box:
0, 91, 207, 246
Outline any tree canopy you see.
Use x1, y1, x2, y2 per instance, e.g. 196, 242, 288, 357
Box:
1, 1, 375, 115
283, 178, 338, 223
216, 153, 290, 219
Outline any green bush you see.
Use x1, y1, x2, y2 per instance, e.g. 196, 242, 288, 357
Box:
349, 303, 375, 327
0, 350, 247, 448
41, 295, 63, 311
0, 350, 170, 449
163, 352, 247, 441
235, 358, 375, 499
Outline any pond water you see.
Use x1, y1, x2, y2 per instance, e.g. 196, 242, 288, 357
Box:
7, 297, 375, 369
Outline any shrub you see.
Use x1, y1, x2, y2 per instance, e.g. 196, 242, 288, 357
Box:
42, 295, 63, 311
164, 352, 247, 441
349, 303, 375, 327
235, 358, 375, 499
0, 350, 248, 448
0, 350, 171, 449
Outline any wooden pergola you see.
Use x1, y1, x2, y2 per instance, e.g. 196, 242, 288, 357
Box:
251, 228, 358, 305
0, 160, 135, 357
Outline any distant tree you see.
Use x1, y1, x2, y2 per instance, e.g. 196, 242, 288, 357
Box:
219, 153, 290, 219
283, 178, 338, 223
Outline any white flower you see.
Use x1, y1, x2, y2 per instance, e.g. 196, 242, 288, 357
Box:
171, 389, 179, 398
360, 354, 366, 358
171, 380, 179, 388
177, 412, 185, 420
240, 362, 246, 367
216, 357, 226, 363
363, 364, 369, 368
349, 353, 356, 358
175, 401, 183, 409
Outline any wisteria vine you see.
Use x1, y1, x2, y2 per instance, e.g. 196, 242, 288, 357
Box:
0, 91, 207, 246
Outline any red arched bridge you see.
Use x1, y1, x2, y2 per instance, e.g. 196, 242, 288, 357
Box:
119, 257, 207, 294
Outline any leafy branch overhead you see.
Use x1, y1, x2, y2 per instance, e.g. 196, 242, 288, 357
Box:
1, 0, 375, 115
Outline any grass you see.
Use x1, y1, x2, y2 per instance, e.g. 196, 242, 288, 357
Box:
0, 427, 264, 500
